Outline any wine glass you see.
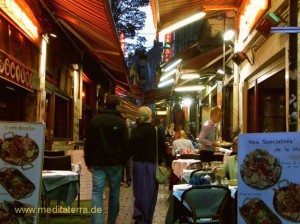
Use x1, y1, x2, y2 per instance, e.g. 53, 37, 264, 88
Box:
203, 163, 211, 183
215, 167, 225, 184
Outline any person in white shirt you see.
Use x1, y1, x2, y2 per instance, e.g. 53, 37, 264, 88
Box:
172, 130, 194, 155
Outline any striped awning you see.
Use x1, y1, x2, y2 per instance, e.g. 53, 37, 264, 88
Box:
40, 0, 129, 87
151, 0, 244, 34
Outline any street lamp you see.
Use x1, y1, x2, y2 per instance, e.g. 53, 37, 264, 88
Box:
223, 29, 235, 75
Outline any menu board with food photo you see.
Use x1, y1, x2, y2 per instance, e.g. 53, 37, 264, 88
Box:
0, 122, 45, 224
238, 132, 300, 224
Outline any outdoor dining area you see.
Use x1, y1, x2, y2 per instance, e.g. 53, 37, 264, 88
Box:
163, 136, 238, 223
40, 150, 82, 223
166, 158, 238, 224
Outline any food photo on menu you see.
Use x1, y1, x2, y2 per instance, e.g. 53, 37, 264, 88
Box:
0, 123, 45, 224
0, 132, 39, 170
238, 132, 300, 224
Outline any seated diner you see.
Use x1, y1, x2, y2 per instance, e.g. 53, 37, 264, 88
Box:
214, 136, 238, 180
172, 130, 195, 156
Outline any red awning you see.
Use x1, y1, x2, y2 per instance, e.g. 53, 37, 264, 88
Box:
40, 0, 129, 86
151, 0, 243, 34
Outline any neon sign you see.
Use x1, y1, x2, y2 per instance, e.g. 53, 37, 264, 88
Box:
163, 34, 172, 62
0, 0, 39, 40
238, 0, 269, 42
119, 32, 125, 55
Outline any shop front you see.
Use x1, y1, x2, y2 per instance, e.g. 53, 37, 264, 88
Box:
0, 0, 41, 122
234, 0, 290, 133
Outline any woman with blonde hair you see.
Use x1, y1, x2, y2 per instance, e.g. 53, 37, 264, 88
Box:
129, 106, 170, 223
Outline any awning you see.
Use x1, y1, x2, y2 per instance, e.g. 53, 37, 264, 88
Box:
151, 46, 232, 103
118, 97, 139, 121
181, 47, 223, 71
151, 0, 243, 35
40, 0, 129, 87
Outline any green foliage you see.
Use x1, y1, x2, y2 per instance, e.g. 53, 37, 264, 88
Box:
126, 36, 147, 57
111, 0, 150, 39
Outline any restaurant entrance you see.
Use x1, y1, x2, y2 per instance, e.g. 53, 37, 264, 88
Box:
247, 70, 286, 133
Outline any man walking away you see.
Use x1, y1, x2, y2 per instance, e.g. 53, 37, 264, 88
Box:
84, 95, 129, 224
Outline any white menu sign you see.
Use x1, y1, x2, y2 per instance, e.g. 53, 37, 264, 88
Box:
238, 132, 300, 224
0, 122, 45, 224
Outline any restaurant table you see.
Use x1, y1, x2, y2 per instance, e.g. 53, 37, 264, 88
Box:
165, 183, 238, 224
41, 170, 80, 207
171, 159, 201, 179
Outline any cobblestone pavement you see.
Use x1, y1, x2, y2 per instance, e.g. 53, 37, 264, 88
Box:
103, 183, 171, 224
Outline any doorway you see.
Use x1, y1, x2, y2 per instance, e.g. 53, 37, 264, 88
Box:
247, 70, 285, 133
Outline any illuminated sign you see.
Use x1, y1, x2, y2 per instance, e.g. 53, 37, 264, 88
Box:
238, 0, 269, 42
0, 0, 39, 40
119, 32, 125, 55
163, 34, 172, 62
165, 33, 172, 43
0, 50, 34, 92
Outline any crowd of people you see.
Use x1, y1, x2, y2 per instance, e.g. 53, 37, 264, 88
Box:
84, 95, 238, 224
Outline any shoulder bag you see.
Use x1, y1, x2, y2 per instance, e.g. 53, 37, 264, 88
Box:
155, 127, 170, 184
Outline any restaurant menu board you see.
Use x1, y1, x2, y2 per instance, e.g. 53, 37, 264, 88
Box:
0, 122, 45, 224
238, 132, 300, 224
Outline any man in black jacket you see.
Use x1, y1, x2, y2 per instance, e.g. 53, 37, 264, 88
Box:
84, 95, 129, 224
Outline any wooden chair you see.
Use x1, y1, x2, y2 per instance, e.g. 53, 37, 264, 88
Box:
180, 185, 231, 223
44, 150, 65, 157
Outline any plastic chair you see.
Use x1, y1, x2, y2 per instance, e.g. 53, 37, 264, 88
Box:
44, 150, 65, 157
180, 185, 231, 223
186, 162, 203, 170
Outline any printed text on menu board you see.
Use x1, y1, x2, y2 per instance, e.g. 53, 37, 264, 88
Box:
3, 124, 36, 131
248, 137, 300, 168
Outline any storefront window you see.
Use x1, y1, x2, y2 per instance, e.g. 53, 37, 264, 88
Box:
0, 16, 38, 72
54, 95, 71, 138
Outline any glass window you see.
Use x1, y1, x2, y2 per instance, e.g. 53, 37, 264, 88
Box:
54, 96, 71, 138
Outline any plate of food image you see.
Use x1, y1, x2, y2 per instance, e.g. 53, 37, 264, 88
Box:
240, 149, 281, 190
239, 197, 282, 224
273, 180, 300, 222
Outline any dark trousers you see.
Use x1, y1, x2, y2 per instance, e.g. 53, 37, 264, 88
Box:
200, 150, 214, 162
132, 161, 158, 224
121, 158, 132, 181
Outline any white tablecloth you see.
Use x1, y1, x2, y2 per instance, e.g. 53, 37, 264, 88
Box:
172, 159, 201, 178
42, 170, 79, 206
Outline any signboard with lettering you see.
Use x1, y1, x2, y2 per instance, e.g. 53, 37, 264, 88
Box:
0, 0, 40, 42
0, 49, 34, 92
163, 33, 172, 62
0, 122, 45, 224
238, 0, 269, 43
238, 132, 300, 224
